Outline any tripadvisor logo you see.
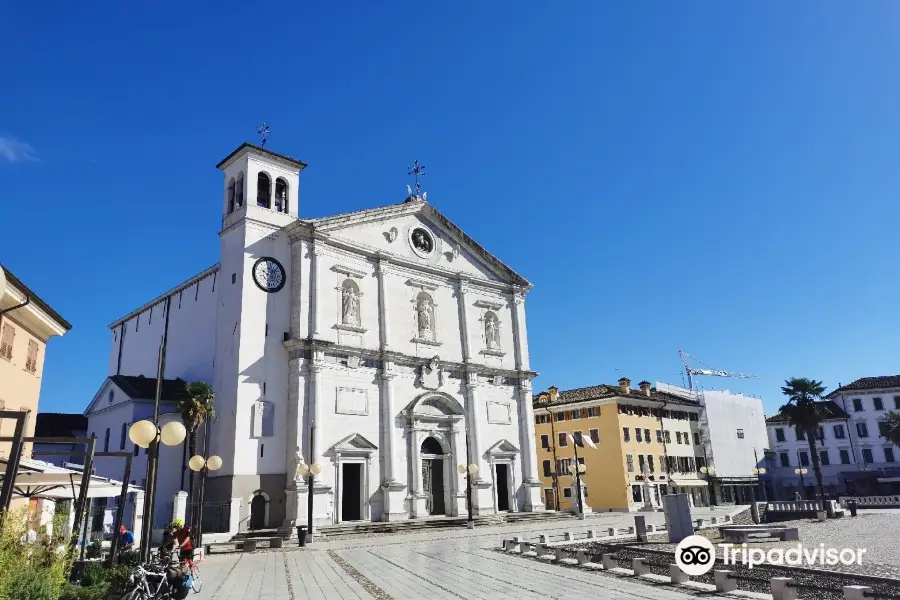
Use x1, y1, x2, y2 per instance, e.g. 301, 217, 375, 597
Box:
674, 534, 868, 574
675, 535, 716, 576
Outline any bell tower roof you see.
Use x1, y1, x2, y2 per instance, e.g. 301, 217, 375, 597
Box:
216, 142, 308, 172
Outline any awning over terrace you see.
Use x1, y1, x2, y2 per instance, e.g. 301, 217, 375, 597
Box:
0, 457, 141, 501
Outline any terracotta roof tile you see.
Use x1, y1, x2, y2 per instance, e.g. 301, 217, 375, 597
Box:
827, 376, 900, 397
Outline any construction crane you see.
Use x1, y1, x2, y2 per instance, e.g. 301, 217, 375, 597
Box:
679, 350, 759, 390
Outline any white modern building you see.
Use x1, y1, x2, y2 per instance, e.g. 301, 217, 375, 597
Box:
656, 382, 770, 503
86, 142, 544, 531
766, 376, 900, 498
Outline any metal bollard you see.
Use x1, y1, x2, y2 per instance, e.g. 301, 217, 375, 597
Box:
714, 570, 736, 593
601, 553, 616, 570
669, 564, 688, 584
770, 577, 797, 600
632, 558, 649, 576
843, 586, 871, 600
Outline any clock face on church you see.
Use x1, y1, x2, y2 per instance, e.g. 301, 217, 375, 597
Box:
252, 257, 286, 293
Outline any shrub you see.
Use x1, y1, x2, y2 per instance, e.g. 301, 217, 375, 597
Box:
2, 568, 57, 600
116, 549, 140, 568
0, 507, 70, 599
59, 582, 109, 600
85, 540, 102, 560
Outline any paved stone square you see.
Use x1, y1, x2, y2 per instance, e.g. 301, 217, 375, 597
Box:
190, 509, 741, 599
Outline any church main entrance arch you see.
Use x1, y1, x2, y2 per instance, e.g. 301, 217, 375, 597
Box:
420, 437, 446, 515
404, 392, 466, 519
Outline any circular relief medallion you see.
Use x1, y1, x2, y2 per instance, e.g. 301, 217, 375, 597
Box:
252, 257, 286, 293
409, 226, 435, 258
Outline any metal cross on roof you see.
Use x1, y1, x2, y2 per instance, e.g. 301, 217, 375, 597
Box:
407, 160, 426, 195
257, 123, 271, 148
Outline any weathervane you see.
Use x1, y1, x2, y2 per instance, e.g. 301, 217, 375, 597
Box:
407, 159, 426, 200
257, 123, 271, 148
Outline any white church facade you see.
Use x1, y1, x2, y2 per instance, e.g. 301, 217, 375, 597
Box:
86, 142, 544, 529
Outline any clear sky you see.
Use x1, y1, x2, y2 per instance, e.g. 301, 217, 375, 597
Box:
3, 3, 900, 416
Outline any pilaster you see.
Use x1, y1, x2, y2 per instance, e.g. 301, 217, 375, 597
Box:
375, 254, 392, 351
456, 276, 471, 363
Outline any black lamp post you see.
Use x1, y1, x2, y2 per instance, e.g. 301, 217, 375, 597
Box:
296, 422, 321, 543
458, 428, 478, 529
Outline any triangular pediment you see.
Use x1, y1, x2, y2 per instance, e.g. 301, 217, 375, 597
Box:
330, 432, 378, 453
299, 201, 529, 287
486, 439, 520, 455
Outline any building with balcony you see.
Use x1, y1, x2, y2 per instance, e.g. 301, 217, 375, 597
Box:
532, 378, 709, 513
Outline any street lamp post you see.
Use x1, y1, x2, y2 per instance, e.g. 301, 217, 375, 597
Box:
129, 418, 186, 561
295, 422, 321, 544
751, 467, 767, 501
794, 467, 808, 498
188, 453, 222, 549
567, 462, 587, 517
699, 466, 716, 506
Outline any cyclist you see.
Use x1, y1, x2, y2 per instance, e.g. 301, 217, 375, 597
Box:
171, 522, 194, 563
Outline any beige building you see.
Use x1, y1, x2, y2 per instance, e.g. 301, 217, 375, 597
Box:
0, 265, 71, 465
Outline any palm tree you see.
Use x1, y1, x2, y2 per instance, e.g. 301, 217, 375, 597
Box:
779, 377, 828, 501
175, 381, 215, 501
881, 411, 900, 447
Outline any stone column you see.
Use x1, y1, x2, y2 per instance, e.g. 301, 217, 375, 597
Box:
172, 491, 188, 524
465, 372, 484, 479
456, 276, 471, 362
283, 355, 302, 526
375, 254, 392, 351
380, 365, 397, 484
131, 490, 145, 549
308, 358, 324, 477
311, 239, 325, 337
517, 379, 541, 485
451, 421, 467, 517
509, 289, 529, 370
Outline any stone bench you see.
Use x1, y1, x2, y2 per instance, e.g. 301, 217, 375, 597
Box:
270, 537, 283, 549
722, 526, 799, 543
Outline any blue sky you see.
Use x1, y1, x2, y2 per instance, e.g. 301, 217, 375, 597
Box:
3, 3, 900, 416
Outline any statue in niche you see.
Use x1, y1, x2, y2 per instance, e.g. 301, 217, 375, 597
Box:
416, 296, 435, 339
485, 313, 499, 349
341, 283, 360, 326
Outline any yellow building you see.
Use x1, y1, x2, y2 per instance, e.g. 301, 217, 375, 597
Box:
533, 377, 709, 512
0, 265, 71, 465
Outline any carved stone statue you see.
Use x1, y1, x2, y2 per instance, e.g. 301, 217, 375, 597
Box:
485, 315, 499, 349
416, 297, 434, 339
341, 285, 360, 326
418, 356, 443, 390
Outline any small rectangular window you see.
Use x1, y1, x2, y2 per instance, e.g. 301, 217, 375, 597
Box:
833, 425, 845, 439
862, 448, 874, 464
839, 449, 850, 464
874, 397, 884, 411
540, 434, 549, 449
799, 451, 809, 466
558, 432, 567, 447
260, 443, 265, 457
796, 429, 805, 441
0, 324, 15, 360
736, 429, 745, 439
775, 428, 785, 442
780, 452, 790, 467
25, 340, 38, 374
853, 398, 863, 412
636, 429, 643, 443
857, 422, 869, 438
819, 450, 830, 466
232, 273, 237, 284
886, 448, 895, 463
693, 432, 700, 445
622, 427, 630, 442
643, 428, 650, 444
626, 454, 634, 472
563, 488, 572, 498
895, 396, 900, 410
589, 429, 600, 443
542, 460, 551, 477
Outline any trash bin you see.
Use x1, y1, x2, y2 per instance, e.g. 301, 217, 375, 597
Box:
848, 501, 858, 517
297, 526, 307, 547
